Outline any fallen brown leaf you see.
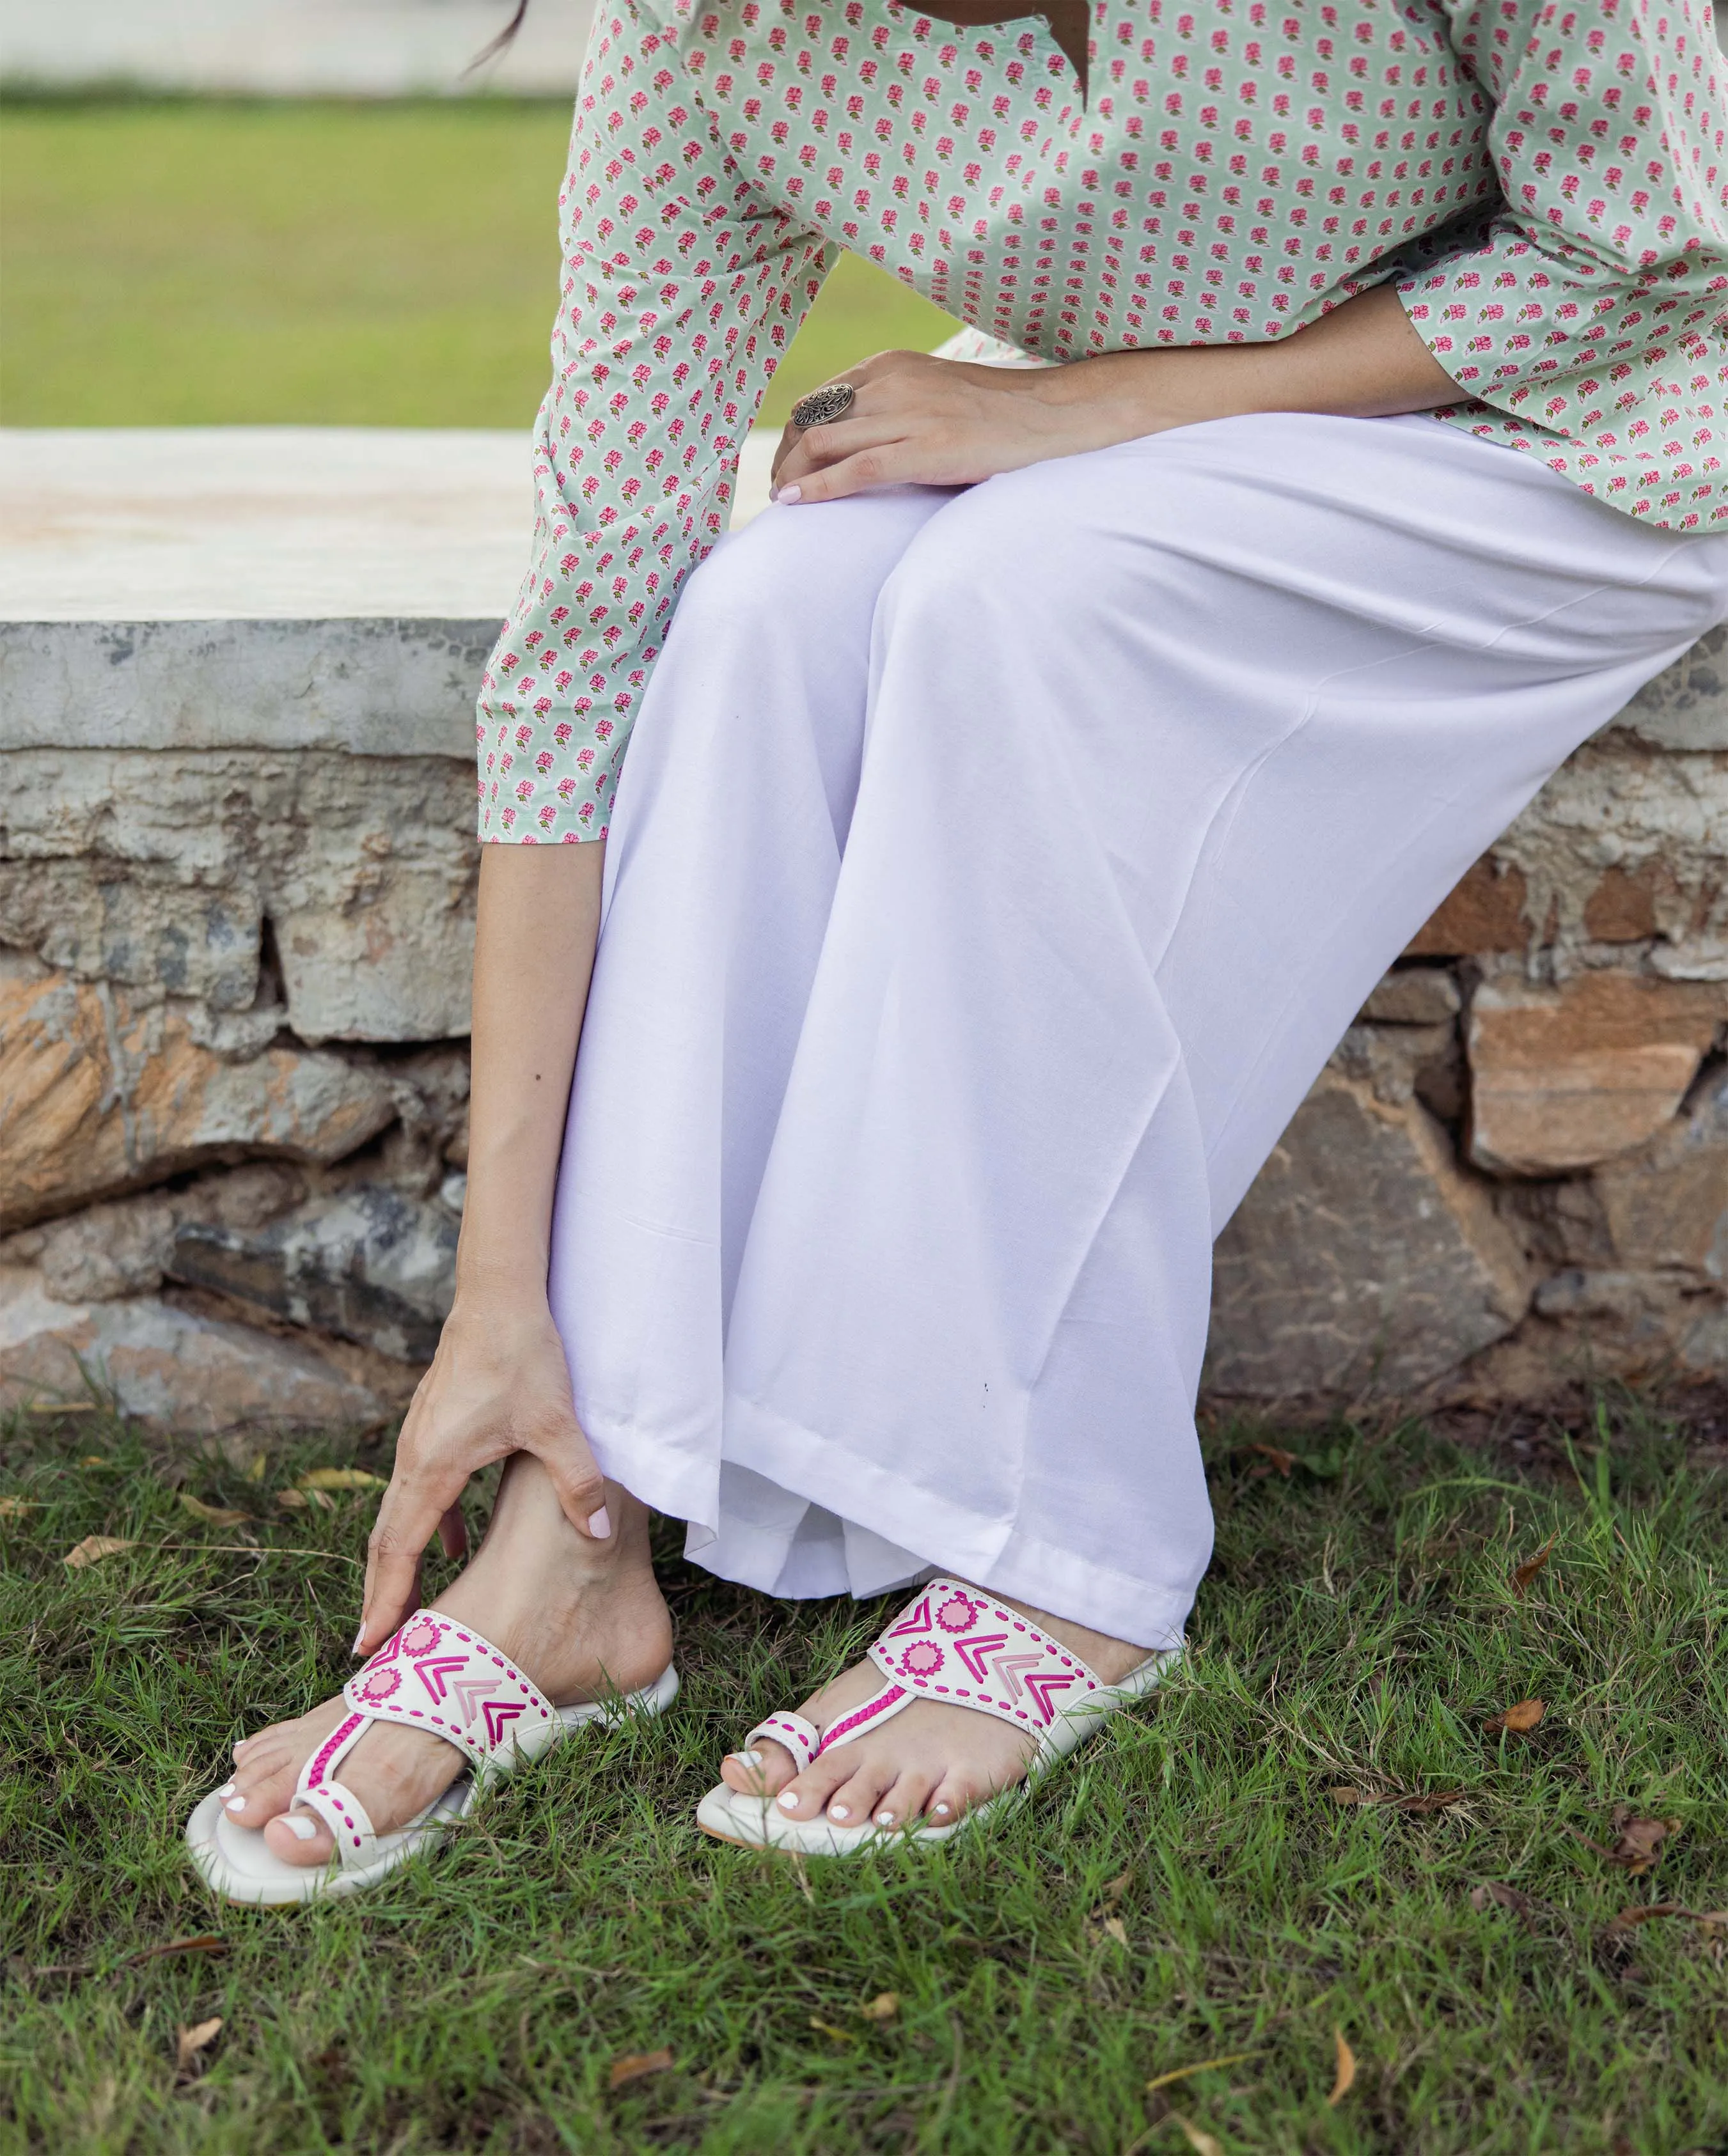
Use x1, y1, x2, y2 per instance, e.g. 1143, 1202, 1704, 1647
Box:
176, 2017, 223, 2073
1511, 1536, 1557, 1597
178, 1494, 251, 1529
1605, 1902, 1685, 1937
1170, 2117, 1224, 2156
1470, 1881, 1537, 1926
1102, 1867, 1133, 1903
0, 1496, 35, 1518
858, 1992, 899, 2021
608, 2048, 673, 2091
81, 1455, 110, 1467
1329, 1785, 1367, 1806
1145, 2050, 1260, 2095
1102, 1916, 1130, 1948
274, 1488, 308, 1511
297, 1467, 385, 1492
63, 1535, 134, 1569
1392, 1788, 1466, 1815
1570, 1815, 1681, 1877
1328, 2028, 1356, 2105
1248, 1442, 1296, 1477
1484, 1698, 1545, 1737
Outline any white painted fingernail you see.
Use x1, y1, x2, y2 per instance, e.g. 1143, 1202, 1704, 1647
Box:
283, 1813, 318, 1841
828, 1803, 849, 1820
586, 1506, 612, 1539
216, 1782, 235, 1799
768, 485, 780, 503
779, 483, 802, 504
732, 1749, 762, 1767
351, 1626, 366, 1656
777, 1789, 800, 1811
224, 1797, 246, 1813
876, 1810, 895, 1826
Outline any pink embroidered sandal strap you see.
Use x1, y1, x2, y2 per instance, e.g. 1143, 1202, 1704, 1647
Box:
744, 1711, 822, 1771
814, 1577, 1109, 1762
341, 1610, 560, 1774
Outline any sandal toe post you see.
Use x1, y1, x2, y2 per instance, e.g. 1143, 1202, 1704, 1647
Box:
185, 1611, 678, 1905
697, 1579, 1178, 1857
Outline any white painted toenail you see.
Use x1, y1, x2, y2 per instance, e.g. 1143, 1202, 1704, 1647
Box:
933, 1802, 952, 1816
876, 1811, 895, 1826
777, 1789, 800, 1811
216, 1783, 235, 1799
224, 1797, 246, 1813
829, 1804, 850, 1820
283, 1813, 318, 1841
732, 1749, 762, 1767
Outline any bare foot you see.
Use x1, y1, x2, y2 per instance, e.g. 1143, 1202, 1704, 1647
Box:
217, 1457, 670, 1866
718, 1588, 1150, 1831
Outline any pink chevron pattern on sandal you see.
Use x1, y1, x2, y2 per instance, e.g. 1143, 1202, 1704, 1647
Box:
186, 1609, 679, 1906
696, 1577, 1179, 1857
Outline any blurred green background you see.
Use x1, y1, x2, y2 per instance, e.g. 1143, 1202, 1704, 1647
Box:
0, 100, 956, 429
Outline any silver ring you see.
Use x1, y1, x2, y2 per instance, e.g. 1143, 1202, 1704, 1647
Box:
791, 382, 856, 429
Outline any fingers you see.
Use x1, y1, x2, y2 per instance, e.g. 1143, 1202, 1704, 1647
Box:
357, 1466, 463, 1655
523, 1418, 613, 1542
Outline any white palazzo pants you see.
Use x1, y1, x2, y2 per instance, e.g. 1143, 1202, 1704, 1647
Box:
547, 412, 1728, 1650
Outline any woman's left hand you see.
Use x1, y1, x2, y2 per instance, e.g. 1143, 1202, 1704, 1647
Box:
771, 349, 1115, 504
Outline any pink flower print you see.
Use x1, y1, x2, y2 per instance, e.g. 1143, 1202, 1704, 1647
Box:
354, 1665, 402, 1705
577, 746, 595, 770
899, 1639, 945, 1679
558, 776, 577, 801
936, 1590, 982, 1633
553, 721, 574, 746
515, 779, 534, 802
595, 719, 615, 741
578, 801, 595, 824
400, 1616, 443, 1657
514, 724, 533, 749
536, 751, 554, 773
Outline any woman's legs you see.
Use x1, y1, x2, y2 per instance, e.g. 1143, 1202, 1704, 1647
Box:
560, 412, 1728, 1825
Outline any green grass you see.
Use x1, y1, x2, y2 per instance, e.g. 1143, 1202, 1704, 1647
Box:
5, 1395, 1727, 2152
0, 101, 957, 430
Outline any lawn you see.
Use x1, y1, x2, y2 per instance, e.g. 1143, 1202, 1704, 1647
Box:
5, 1393, 1727, 2152
0, 100, 957, 430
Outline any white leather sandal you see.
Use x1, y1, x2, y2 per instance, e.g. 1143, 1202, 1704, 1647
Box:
696, 1577, 1176, 1854
187, 1608, 678, 1905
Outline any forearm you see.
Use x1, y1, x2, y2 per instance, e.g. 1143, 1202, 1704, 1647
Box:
1030, 286, 1461, 441
456, 841, 605, 1304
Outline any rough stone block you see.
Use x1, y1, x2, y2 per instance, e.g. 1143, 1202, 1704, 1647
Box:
1359, 968, 1462, 1026
1206, 1071, 1532, 1399
168, 1183, 459, 1363
0, 969, 397, 1229
1404, 861, 1530, 957
1613, 623, 1728, 753
0, 1262, 392, 1425
1591, 1065, 1728, 1278
1466, 974, 1728, 1175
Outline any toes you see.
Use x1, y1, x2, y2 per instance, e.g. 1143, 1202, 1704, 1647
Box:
217, 1750, 300, 1831
820, 1756, 895, 1829
263, 1808, 335, 1867
873, 1767, 938, 1830
925, 1775, 974, 1827
720, 1738, 798, 1798
773, 1752, 853, 1822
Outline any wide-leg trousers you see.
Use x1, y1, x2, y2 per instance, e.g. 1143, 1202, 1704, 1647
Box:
547, 412, 1728, 1649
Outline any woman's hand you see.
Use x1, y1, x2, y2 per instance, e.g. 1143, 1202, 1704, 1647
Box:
356, 1289, 608, 1654
771, 348, 1104, 504
771, 286, 1460, 506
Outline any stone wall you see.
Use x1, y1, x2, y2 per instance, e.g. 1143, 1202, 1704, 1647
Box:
3, 432, 1725, 1427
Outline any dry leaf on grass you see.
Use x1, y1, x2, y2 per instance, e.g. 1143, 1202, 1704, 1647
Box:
808, 2016, 857, 2043
24, 1400, 98, 1415
1393, 1788, 1466, 1815
176, 2018, 223, 2073
1102, 1868, 1133, 1903
63, 1535, 134, 1569
1329, 1785, 1367, 1806
608, 2048, 673, 2090
1571, 1812, 1681, 1877
1471, 1881, 1537, 1924
81, 1455, 111, 1467
1328, 2028, 1356, 2105
0, 1496, 35, 1518
858, 1992, 900, 2021
178, 1494, 251, 1528
1248, 1442, 1297, 1478
1511, 1536, 1557, 1597
274, 1488, 308, 1510
1170, 2116, 1225, 2156
1484, 1698, 1545, 1737
1103, 1916, 1131, 1948
1145, 2051, 1260, 2095
1605, 1902, 1686, 1937
297, 1467, 386, 1492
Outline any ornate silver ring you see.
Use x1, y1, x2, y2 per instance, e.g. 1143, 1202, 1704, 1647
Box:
791, 382, 857, 428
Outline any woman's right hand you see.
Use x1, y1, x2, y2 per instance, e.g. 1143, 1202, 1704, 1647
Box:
354, 1289, 609, 1655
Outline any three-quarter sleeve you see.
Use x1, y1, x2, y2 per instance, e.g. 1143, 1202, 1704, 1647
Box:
478, 0, 833, 841
1397, 0, 1728, 527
